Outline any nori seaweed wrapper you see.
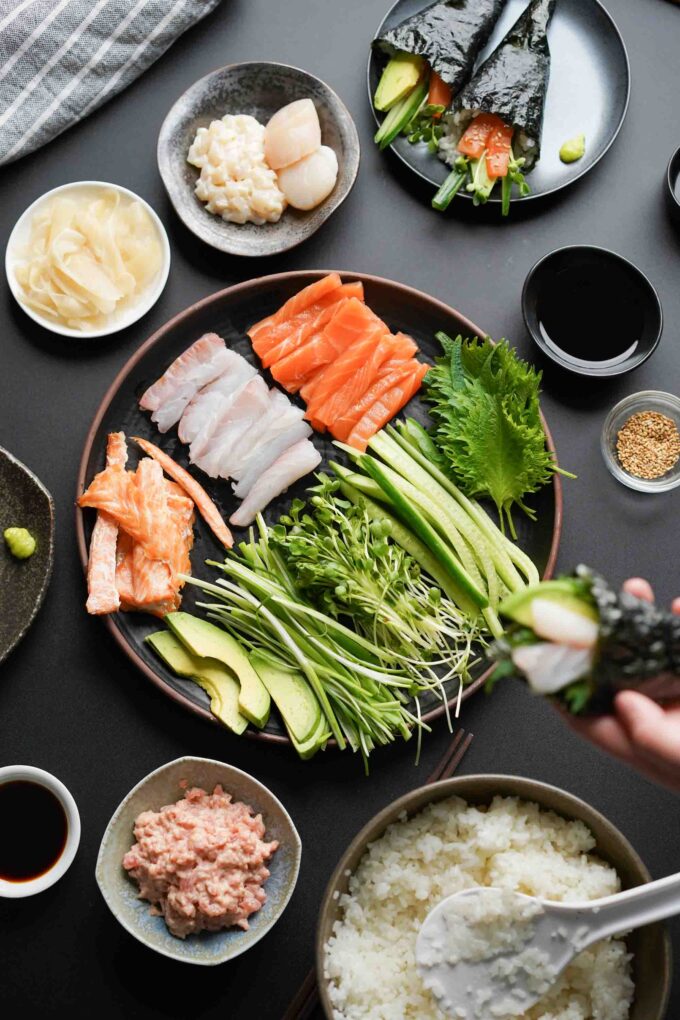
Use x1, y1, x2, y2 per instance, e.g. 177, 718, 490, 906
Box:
456, 0, 556, 151
492, 565, 680, 714
373, 0, 508, 94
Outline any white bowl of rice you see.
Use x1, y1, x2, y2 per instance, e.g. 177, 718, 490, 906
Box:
317, 775, 670, 1020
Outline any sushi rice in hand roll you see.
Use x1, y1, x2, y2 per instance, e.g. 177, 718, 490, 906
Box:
435, 0, 556, 214
491, 565, 680, 713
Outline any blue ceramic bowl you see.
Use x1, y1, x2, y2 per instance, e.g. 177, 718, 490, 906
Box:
95, 756, 301, 965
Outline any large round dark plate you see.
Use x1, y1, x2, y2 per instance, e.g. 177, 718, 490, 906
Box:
0, 447, 54, 663
76, 271, 562, 745
368, 0, 630, 205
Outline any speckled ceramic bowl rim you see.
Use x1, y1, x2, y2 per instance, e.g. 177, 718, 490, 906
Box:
0, 445, 54, 664
74, 270, 563, 741
156, 61, 361, 256
5, 181, 171, 339
522, 244, 663, 377
95, 755, 301, 965
315, 773, 671, 1019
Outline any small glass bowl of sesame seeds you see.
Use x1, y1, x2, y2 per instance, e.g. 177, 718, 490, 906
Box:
601, 391, 680, 492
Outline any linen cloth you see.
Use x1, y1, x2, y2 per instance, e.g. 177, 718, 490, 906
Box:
0, 0, 222, 165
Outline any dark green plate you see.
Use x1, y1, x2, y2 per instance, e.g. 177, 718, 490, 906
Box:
0, 447, 54, 663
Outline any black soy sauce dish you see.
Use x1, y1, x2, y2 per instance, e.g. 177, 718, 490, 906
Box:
522, 246, 663, 378
665, 145, 680, 226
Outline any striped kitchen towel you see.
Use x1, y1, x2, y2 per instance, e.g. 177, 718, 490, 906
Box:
0, 0, 223, 166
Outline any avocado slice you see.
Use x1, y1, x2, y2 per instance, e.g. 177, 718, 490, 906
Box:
287, 713, 330, 761
500, 581, 599, 630
375, 78, 428, 150
165, 613, 270, 729
146, 631, 248, 735
250, 652, 321, 743
374, 52, 424, 112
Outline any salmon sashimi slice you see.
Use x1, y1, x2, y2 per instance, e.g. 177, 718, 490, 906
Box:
85, 431, 128, 614
301, 319, 391, 413
311, 331, 418, 427
132, 437, 233, 549
259, 282, 364, 367
345, 363, 429, 451
139, 333, 234, 433
331, 359, 418, 442
248, 274, 342, 350
279, 299, 387, 400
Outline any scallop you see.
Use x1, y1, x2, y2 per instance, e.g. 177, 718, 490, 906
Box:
264, 98, 321, 170
276, 146, 339, 210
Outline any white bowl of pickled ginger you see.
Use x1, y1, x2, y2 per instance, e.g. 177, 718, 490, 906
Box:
6, 181, 170, 339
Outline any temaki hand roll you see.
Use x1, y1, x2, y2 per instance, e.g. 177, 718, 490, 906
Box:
435, 0, 556, 214
372, 0, 508, 151
491, 566, 680, 714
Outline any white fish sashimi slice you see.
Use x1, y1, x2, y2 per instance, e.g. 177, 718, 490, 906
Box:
277, 146, 338, 210
192, 376, 271, 478
177, 352, 256, 444
227, 391, 302, 472
264, 98, 321, 170
229, 406, 308, 480
139, 333, 231, 433
230, 439, 322, 527
233, 419, 313, 498
512, 643, 594, 695
530, 598, 599, 649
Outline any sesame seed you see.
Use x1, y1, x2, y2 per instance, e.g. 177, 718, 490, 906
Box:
616, 411, 680, 479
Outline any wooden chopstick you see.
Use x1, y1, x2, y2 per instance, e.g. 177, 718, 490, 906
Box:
282, 728, 474, 1020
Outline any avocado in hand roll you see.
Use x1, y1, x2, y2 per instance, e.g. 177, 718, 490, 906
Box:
491, 565, 680, 714
435, 0, 556, 213
372, 0, 508, 151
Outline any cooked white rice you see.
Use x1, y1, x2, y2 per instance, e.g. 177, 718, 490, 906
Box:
323, 796, 634, 1020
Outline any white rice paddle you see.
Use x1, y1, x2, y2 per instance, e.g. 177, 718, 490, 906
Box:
416, 875, 680, 1018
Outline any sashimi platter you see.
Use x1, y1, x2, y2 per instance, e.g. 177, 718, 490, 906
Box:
77, 270, 562, 762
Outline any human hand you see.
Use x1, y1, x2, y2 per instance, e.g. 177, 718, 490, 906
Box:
565, 578, 680, 793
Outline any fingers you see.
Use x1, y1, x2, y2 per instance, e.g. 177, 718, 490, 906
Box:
672, 597, 680, 616
614, 691, 680, 768
623, 577, 654, 602
566, 713, 637, 763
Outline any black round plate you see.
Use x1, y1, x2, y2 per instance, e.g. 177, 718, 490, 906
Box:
0, 448, 54, 663
368, 0, 630, 204
76, 271, 561, 745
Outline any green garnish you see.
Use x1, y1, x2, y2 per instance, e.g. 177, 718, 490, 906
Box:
559, 134, 586, 164
406, 104, 447, 152
424, 333, 573, 537
4, 527, 36, 559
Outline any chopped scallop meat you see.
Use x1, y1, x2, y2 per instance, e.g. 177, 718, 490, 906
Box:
177, 353, 256, 444
511, 643, 595, 695
230, 440, 322, 527
264, 98, 321, 170
276, 146, 338, 210
139, 333, 234, 433
530, 598, 599, 649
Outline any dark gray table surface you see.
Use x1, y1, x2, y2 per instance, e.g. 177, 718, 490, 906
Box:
1, 1, 679, 1017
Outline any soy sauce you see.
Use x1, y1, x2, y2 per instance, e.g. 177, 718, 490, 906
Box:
537, 263, 645, 369
0, 781, 67, 881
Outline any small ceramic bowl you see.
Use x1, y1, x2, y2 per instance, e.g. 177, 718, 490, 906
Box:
316, 774, 671, 1020
0, 446, 54, 663
96, 756, 301, 965
522, 246, 662, 377
157, 61, 360, 257
5, 181, 170, 339
601, 390, 680, 492
665, 145, 680, 225
0, 765, 80, 898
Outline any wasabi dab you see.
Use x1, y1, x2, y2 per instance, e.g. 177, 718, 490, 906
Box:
4, 527, 36, 560
559, 134, 585, 164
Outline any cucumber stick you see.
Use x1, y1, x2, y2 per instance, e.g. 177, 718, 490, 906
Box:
374, 79, 428, 150
357, 454, 488, 610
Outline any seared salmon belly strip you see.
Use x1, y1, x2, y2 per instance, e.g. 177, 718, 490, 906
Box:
85, 431, 127, 615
